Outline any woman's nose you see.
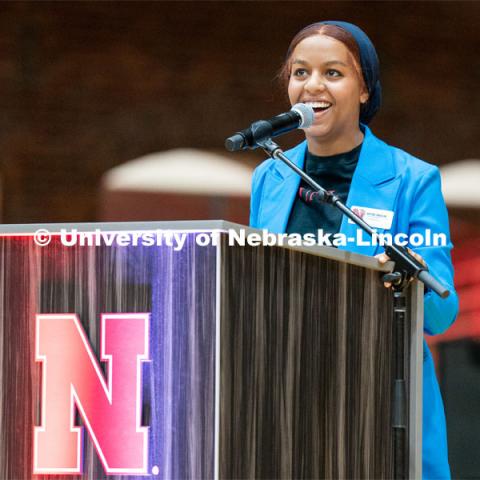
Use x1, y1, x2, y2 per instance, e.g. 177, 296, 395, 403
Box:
305, 73, 326, 93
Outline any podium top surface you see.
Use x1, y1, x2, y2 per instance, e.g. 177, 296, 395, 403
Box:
0, 219, 393, 272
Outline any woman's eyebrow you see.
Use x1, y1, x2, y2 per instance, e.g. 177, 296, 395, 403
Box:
291, 58, 309, 66
324, 60, 348, 67
291, 58, 348, 67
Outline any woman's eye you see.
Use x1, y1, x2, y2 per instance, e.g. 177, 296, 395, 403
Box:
326, 69, 342, 77
293, 68, 308, 77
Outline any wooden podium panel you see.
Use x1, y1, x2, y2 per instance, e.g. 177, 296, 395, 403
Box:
0, 221, 422, 479
220, 242, 396, 478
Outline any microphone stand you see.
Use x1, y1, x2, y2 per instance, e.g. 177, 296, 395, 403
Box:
255, 137, 450, 297
252, 137, 451, 480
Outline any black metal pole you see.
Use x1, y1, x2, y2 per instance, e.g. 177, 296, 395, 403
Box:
392, 288, 408, 479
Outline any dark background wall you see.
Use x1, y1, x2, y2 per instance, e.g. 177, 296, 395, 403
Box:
0, 1, 478, 224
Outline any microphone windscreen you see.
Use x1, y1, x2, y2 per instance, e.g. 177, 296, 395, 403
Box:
291, 103, 314, 129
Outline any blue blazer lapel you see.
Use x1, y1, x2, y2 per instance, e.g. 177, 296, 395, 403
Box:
339, 126, 401, 256
258, 141, 307, 233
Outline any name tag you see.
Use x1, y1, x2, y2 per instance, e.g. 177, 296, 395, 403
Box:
348, 206, 394, 229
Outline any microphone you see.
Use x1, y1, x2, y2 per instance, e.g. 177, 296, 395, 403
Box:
225, 103, 314, 152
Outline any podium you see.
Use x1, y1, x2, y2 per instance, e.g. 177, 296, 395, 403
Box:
0, 221, 423, 479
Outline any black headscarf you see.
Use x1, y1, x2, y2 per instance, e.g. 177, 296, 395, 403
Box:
305, 20, 382, 124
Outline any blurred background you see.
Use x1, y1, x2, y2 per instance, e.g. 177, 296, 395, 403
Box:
0, 1, 478, 477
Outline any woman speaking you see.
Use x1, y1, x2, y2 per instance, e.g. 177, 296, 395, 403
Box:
249, 21, 458, 480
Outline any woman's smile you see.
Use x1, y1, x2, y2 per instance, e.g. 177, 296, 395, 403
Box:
303, 100, 334, 119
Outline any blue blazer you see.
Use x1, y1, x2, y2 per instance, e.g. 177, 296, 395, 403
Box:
250, 126, 459, 479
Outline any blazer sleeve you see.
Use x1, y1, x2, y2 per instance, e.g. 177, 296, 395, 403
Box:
408, 166, 459, 335
249, 165, 266, 229
249, 167, 259, 228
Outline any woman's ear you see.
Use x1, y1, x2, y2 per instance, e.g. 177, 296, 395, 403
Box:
360, 89, 369, 105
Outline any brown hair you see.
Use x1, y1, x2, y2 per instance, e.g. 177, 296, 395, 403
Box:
279, 23, 364, 88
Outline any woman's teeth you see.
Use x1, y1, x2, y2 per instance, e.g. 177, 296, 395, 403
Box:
305, 101, 332, 112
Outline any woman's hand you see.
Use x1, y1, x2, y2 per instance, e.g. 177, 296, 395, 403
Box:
375, 248, 427, 288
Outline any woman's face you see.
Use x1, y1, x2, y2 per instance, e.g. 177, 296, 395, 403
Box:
287, 34, 368, 153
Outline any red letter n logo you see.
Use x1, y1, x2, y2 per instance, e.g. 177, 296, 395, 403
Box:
34, 313, 150, 475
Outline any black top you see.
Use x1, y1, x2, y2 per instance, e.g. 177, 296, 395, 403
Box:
286, 143, 362, 235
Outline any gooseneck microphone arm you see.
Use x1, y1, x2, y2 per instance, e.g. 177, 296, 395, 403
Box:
254, 137, 450, 299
